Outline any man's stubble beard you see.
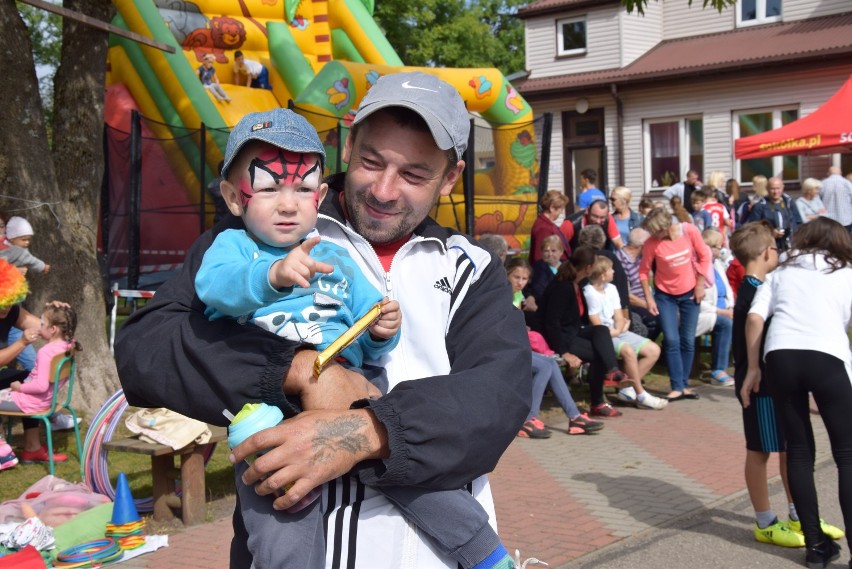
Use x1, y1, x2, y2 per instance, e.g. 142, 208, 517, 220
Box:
344, 187, 414, 245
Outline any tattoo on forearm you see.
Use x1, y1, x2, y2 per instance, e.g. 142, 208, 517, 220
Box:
311, 415, 370, 465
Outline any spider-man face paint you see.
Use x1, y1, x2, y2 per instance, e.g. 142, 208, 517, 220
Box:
237, 147, 322, 208
231, 144, 326, 248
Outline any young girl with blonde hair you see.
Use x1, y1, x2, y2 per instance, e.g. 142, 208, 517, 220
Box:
0, 303, 81, 467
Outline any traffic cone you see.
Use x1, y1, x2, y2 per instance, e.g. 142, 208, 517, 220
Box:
111, 471, 141, 525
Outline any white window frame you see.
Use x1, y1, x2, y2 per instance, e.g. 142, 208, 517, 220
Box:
733, 106, 800, 184
556, 16, 587, 57
736, 0, 782, 27
643, 116, 703, 192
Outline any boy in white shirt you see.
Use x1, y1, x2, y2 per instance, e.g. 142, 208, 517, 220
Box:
583, 256, 667, 410
232, 50, 271, 90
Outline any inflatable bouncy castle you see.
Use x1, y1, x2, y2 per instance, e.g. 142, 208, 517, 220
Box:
104, 0, 541, 279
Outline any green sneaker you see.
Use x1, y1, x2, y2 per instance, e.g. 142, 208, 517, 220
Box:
788, 518, 846, 541
754, 519, 806, 548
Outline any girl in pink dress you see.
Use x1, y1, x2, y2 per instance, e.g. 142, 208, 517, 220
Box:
0, 304, 80, 467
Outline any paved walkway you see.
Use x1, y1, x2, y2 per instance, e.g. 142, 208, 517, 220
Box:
120, 384, 841, 569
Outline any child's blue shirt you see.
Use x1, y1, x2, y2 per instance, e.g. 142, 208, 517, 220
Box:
195, 228, 398, 367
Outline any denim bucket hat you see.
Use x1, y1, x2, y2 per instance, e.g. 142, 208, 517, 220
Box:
221, 108, 325, 180
353, 72, 470, 161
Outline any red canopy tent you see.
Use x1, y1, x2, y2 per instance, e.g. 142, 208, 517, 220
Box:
735, 75, 852, 159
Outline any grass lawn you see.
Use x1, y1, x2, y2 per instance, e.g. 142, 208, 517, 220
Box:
0, 416, 237, 527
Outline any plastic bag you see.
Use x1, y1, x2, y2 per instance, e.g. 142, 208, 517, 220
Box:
0, 476, 110, 527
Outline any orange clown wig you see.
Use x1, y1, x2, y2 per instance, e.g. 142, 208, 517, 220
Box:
0, 259, 28, 308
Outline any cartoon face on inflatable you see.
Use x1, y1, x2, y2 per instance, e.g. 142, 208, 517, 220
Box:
211, 16, 246, 49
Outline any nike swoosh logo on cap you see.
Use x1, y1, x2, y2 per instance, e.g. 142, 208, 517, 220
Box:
401, 81, 437, 92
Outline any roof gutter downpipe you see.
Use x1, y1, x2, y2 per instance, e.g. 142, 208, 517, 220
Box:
610, 83, 625, 186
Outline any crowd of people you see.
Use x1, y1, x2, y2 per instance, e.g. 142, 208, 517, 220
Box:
504, 166, 852, 411
475, 164, 852, 569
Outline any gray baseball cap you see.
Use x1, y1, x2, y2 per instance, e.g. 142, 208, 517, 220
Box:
221, 108, 325, 180
353, 72, 470, 161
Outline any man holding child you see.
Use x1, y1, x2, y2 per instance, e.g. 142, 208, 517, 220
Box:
116, 72, 531, 569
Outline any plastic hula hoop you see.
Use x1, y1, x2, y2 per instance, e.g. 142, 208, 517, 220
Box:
82, 389, 217, 512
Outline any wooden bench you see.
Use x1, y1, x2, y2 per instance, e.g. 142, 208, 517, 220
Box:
104, 426, 227, 526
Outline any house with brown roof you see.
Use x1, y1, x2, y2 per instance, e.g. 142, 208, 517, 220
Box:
514, 0, 852, 207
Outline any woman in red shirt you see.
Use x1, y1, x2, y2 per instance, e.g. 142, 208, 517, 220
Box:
639, 208, 711, 400
528, 190, 572, 264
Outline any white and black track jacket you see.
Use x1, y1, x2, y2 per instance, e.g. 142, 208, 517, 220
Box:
315, 180, 531, 568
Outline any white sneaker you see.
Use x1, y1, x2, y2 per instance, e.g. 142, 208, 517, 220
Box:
616, 386, 637, 404
49, 414, 80, 431
637, 393, 668, 410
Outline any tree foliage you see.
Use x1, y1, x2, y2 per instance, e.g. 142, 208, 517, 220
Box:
622, 0, 738, 14
373, 0, 530, 76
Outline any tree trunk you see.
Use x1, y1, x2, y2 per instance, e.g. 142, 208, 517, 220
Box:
0, 3, 54, 193
0, 0, 119, 417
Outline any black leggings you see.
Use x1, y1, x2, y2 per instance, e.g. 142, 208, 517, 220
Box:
567, 325, 617, 406
0, 370, 38, 430
766, 350, 852, 550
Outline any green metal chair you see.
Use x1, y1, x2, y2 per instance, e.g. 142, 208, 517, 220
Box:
0, 350, 83, 478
